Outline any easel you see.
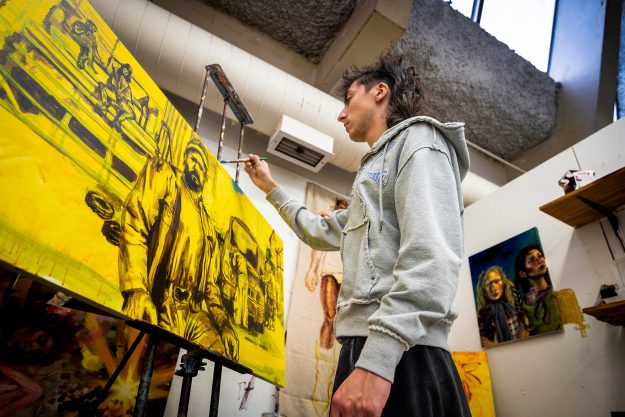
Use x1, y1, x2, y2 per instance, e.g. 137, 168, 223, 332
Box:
127, 321, 251, 417
195, 63, 254, 183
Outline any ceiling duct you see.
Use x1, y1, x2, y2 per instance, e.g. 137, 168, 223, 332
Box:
268, 115, 334, 172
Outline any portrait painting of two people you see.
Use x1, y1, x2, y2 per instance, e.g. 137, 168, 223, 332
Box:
469, 228, 563, 348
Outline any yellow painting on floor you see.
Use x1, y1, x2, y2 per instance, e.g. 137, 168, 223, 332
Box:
0, 0, 284, 385
452, 351, 496, 417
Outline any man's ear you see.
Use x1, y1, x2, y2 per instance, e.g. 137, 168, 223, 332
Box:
374, 82, 390, 103
518, 271, 527, 278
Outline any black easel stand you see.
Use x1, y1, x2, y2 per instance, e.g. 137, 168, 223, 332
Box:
174, 349, 224, 417
176, 349, 207, 417
209, 362, 223, 417
133, 333, 159, 417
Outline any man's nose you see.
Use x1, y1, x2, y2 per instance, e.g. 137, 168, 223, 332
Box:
337, 107, 347, 122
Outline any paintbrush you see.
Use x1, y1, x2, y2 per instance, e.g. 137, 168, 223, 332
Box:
220, 157, 268, 163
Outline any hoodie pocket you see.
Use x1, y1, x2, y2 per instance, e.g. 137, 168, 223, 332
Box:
340, 190, 380, 301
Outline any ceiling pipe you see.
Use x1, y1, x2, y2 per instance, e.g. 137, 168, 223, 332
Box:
90, 0, 499, 204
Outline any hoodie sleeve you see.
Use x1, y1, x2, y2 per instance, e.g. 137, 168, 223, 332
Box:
355, 127, 464, 382
266, 186, 349, 251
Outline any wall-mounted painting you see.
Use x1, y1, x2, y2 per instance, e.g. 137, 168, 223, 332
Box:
0, 0, 284, 385
468, 228, 562, 348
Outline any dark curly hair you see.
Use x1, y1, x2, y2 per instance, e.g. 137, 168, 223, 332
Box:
515, 244, 551, 295
337, 54, 424, 128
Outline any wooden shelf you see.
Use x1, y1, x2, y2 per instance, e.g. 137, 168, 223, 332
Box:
539, 166, 625, 227
582, 300, 625, 327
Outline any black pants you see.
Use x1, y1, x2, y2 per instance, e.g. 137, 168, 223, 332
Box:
332, 337, 472, 417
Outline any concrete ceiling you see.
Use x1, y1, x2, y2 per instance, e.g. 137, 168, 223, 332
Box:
155, 0, 558, 163
200, 0, 357, 63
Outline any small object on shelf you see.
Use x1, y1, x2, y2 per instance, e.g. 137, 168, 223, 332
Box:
558, 169, 595, 194
600, 284, 618, 300
539, 166, 625, 228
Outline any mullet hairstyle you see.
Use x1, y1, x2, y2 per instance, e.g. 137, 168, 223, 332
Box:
338, 54, 424, 128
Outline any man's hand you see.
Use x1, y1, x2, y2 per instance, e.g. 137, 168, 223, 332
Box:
122, 289, 158, 323
221, 326, 239, 362
244, 154, 278, 194
330, 368, 391, 417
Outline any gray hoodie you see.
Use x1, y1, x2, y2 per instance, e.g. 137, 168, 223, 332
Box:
267, 116, 469, 383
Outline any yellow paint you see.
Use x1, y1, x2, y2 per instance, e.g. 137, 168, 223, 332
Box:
555, 288, 589, 337
452, 351, 496, 417
0, 0, 284, 384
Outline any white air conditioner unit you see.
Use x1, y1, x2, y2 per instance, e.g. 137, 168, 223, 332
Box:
267, 115, 334, 172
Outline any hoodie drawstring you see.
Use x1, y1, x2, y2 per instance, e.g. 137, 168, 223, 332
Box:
379, 141, 389, 231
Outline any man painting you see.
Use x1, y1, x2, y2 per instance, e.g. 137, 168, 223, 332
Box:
244, 55, 470, 416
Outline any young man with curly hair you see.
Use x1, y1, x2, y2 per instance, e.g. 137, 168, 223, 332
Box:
245, 55, 471, 417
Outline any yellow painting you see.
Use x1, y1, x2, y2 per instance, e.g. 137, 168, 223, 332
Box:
452, 351, 496, 417
0, 0, 284, 385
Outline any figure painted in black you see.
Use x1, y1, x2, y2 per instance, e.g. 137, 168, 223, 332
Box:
95, 63, 136, 132
70, 19, 104, 71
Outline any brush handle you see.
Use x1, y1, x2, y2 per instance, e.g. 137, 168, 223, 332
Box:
220, 157, 268, 163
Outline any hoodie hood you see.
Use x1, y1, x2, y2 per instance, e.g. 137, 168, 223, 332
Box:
365, 115, 470, 181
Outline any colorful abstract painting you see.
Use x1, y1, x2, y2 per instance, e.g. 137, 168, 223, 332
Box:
0, 279, 178, 416
280, 183, 348, 417
0, 0, 284, 384
451, 351, 496, 417
468, 228, 562, 348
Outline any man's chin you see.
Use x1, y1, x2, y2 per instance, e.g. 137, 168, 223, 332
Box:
348, 134, 365, 143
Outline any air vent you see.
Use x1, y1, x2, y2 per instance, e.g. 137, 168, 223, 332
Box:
274, 137, 325, 167
267, 115, 334, 172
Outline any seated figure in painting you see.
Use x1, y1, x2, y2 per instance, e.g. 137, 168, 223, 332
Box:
118, 138, 239, 360
94, 62, 136, 132
515, 245, 563, 336
476, 266, 529, 347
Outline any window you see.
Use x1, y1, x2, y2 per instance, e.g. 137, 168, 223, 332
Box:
449, 0, 474, 19
480, 0, 556, 72
447, 0, 557, 73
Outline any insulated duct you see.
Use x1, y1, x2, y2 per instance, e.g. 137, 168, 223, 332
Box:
90, 0, 499, 203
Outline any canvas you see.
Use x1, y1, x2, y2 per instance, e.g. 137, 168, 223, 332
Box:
451, 351, 496, 417
468, 227, 562, 348
0, 286, 179, 416
0, 0, 284, 385
280, 183, 348, 417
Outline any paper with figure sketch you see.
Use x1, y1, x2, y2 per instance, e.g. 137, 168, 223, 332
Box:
280, 183, 349, 417
0, 0, 284, 384
468, 228, 563, 348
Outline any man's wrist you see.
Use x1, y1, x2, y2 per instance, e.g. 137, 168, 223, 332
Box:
261, 180, 278, 194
